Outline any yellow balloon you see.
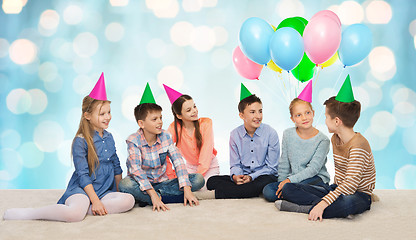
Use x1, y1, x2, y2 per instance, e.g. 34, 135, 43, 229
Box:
320, 52, 338, 68
267, 60, 282, 73
271, 24, 277, 31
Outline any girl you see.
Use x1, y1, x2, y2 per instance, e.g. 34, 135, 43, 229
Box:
262, 98, 330, 202
3, 95, 135, 222
165, 92, 219, 190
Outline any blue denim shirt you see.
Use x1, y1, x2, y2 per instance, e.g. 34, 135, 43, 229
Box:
229, 123, 280, 180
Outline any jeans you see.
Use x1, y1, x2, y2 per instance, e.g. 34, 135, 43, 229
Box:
282, 183, 372, 218
119, 173, 205, 205
262, 175, 328, 202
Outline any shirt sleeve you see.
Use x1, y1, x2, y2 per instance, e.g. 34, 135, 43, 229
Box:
72, 137, 93, 189
126, 140, 153, 191
165, 127, 177, 179
277, 132, 290, 182
288, 138, 330, 183
109, 134, 122, 176
196, 119, 215, 176
166, 136, 191, 189
229, 132, 243, 179
322, 149, 366, 205
249, 129, 280, 180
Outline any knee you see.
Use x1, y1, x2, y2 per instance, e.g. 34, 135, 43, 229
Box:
121, 193, 135, 212
190, 173, 205, 191
119, 177, 135, 193
262, 184, 277, 202
63, 210, 86, 223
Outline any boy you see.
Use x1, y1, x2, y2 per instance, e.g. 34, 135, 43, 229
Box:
276, 75, 376, 221
119, 83, 204, 211
206, 83, 279, 199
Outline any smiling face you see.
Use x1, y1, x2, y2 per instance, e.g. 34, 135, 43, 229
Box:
85, 102, 111, 134
290, 101, 314, 130
138, 110, 163, 136
177, 99, 198, 122
239, 102, 263, 133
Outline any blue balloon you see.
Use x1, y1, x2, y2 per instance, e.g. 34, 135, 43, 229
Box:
269, 27, 304, 71
239, 17, 274, 65
338, 24, 372, 67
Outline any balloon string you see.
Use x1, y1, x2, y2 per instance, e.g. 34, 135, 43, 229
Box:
313, 66, 321, 88
258, 72, 289, 105
287, 71, 293, 100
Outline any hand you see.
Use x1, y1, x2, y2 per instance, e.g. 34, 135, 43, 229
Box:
242, 175, 252, 184
183, 186, 199, 207
91, 200, 108, 216
147, 189, 170, 212
308, 200, 329, 221
232, 175, 245, 185
276, 178, 291, 198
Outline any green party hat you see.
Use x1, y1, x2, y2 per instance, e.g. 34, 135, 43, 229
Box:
140, 83, 156, 104
335, 75, 355, 103
240, 83, 252, 101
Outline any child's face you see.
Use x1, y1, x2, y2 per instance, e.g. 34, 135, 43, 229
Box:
239, 102, 263, 132
177, 99, 198, 122
325, 107, 337, 133
139, 110, 163, 136
86, 102, 111, 133
291, 102, 314, 130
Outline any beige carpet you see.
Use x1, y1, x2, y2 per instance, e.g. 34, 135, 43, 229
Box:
0, 189, 415, 240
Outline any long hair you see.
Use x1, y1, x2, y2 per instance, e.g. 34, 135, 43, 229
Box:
171, 95, 202, 151
72, 96, 111, 176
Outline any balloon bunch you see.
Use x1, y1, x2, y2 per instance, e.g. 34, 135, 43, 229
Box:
232, 10, 373, 82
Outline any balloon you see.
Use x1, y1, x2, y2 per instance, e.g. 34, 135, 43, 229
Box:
269, 27, 304, 71
311, 10, 341, 27
338, 24, 373, 67
277, 17, 306, 36
239, 17, 274, 65
267, 59, 282, 73
320, 52, 339, 68
292, 53, 316, 82
232, 46, 263, 80
303, 15, 341, 64
294, 16, 308, 26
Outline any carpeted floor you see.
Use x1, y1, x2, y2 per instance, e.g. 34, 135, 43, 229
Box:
0, 189, 415, 240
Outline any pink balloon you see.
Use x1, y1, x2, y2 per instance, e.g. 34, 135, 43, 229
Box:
311, 10, 341, 27
232, 46, 263, 80
303, 15, 341, 64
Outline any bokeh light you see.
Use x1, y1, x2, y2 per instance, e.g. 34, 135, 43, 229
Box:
33, 121, 65, 152
365, 0, 392, 24
190, 26, 216, 52
63, 4, 83, 25
6, 88, 32, 114
38, 62, 58, 82
19, 142, 44, 168
402, 124, 416, 155
73, 57, 93, 74
0, 149, 23, 181
39, 10, 60, 30
9, 39, 37, 65
409, 19, 416, 37
110, 0, 129, 7
105, 22, 125, 42
336, 1, 364, 25
182, 0, 202, 12
211, 48, 231, 69
170, 21, 194, 47
73, 32, 99, 57
57, 140, 73, 167
370, 111, 396, 138
276, 0, 304, 20
2, 0, 24, 14
393, 102, 415, 128
369, 46, 396, 81
1, 129, 21, 150
394, 165, 416, 189
145, 0, 179, 18
73, 74, 94, 95
146, 38, 167, 58
157, 66, 184, 88
213, 26, 228, 46
0, 38, 9, 58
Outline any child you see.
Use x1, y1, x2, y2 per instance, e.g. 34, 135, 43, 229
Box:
206, 83, 279, 199
118, 83, 204, 211
3, 73, 135, 222
276, 75, 376, 221
163, 84, 219, 189
263, 81, 330, 202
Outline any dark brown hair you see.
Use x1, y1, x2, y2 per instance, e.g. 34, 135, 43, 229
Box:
323, 96, 361, 128
171, 95, 202, 151
134, 103, 162, 122
238, 94, 262, 113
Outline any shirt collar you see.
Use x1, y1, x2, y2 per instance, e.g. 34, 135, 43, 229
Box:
138, 128, 161, 147
239, 123, 263, 138
93, 130, 109, 141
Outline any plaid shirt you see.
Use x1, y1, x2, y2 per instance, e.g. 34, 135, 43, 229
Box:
126, 129, 191, 191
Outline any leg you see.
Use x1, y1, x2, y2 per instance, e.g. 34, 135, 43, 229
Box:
119, 176, 153, 205
262, 181, 281, 202
97, 192, 135, 214
3, 194, 90, 222
322, 192, 371, 219
281, 182, 330, 205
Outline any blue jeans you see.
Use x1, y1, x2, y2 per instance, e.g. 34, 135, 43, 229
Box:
262, 176, 327, 202
119, 173, 205, 205
282, 183, 372, 218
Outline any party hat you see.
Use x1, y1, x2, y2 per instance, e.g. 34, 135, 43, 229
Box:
298, 80, 312, 103
335, 75, 355, 103
89, 72, 107, 100
163, 84, 183, 104
240, 83, 252, 101
140, 83, 156, 104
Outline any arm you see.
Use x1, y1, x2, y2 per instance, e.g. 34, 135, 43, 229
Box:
84, 184, 107, 215
249, 129, 280, 180
114, 174, 122, 192
277, 131, 290, 182
108, 134, 123, 188
196, 119, 215, 176
229, 133, 243, 180
126, 140, 154, 192
167, 136, 191, 189
165, 127, 177, 179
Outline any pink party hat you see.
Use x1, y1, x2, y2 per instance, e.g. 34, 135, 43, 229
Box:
163, 84, 183, 104
298, 80, 312, 103
89, 72, 107, 100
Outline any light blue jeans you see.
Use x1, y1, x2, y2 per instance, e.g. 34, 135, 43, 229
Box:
119, 173, 204, 205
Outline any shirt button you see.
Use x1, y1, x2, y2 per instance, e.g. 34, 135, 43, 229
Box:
251, 150, 253, 152
252, 161, 254, 163
107, 158, 110, 160
102, 141, 105, 143
105, 149, 107, 152
251, 139, 253, 142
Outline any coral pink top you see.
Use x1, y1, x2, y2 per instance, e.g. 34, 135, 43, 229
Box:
166, 118, 217, 177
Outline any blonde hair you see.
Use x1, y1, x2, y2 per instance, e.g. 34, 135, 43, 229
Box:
72, 96, 111, 176
289, 98, 313, 116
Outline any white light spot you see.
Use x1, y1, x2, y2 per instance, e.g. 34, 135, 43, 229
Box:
110, 0, 129, 7
157, 66, 184, 88
6, 88, 31, 114
44, 75, 63, 93
9, 39, 37, 65
58, 42, 75, 62
73, 32, 99, 57
201, 0, 217, 7
360, 81, 382, 107
170, 21, 194, 47
336, 1, 364, 25
1, 129, 21, 150
392, 87, 416, 105
370, 111, 396, 138
67, 107, 81, 132
183, 0, 202, 12
105, 22, 125, 42
403, 125, 416, 155
122, 95, 140, 121
73, 75, 94, 95
73, 57, 93, 74
276, 0, 304, 19
0, 149, 23, 181
369, 46, 396, 82
395, 165, 416, 189
19, 142, 44, 168
0, 38, 10, 58
2, 0, 23, 14
211, 48, 231, 69
393, 102, 415, 128
63, 5, 83, 25
33, 121, 65, 152
145, 0, 179, 18
38, 62, 58, 82
161, 44, 187, 66
146, 38, 167, 58
190, 26, 216, 52
27, 89, 48, 115
364, 128, 389, 151
39, 10, 60, 30
57, 140, 73, 167
410, 19, 416, 37
213, 26, 228, 46
354, 86, 369, 112
366, 0, 392, 24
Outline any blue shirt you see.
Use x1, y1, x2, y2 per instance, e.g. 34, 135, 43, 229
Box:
229, 123, 280, 180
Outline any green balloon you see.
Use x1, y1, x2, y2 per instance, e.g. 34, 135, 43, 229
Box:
291, 53, 316, 83
293, 16, 308, 27
277, 17, 306, 36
